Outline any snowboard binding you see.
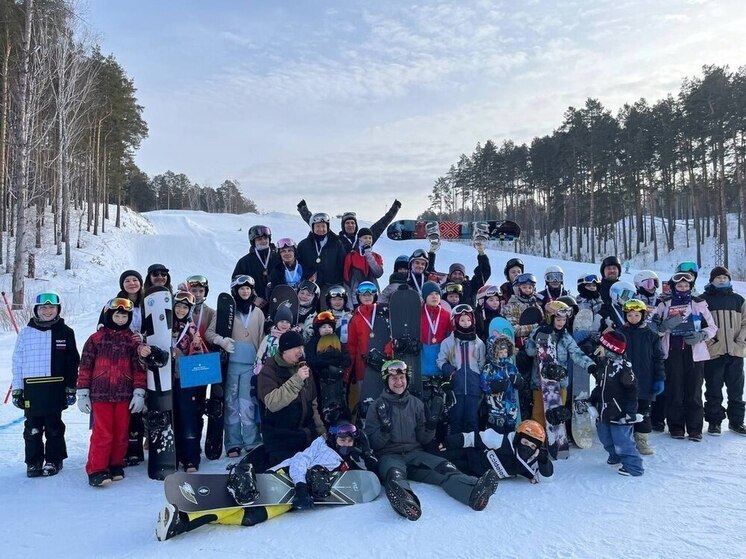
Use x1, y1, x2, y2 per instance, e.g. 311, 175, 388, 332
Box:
205, 397, 223, 419
306, 465, 335, 499
394, 335, 421, 355
146, 410, 170, 431
542, 363, 568, 382
365, 348, 387, 370
545, 406, 572, 426
226, 458, 259, 505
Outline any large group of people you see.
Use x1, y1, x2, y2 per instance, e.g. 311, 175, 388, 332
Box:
10, 200, 746, 540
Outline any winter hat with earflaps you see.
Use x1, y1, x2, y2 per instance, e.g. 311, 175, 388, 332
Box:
600, 331, 627, 355
709, 266, 731, 283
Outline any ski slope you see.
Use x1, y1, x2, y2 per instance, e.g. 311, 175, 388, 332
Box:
1, 208, 745, 559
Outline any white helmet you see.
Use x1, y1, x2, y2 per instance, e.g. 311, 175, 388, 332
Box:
634, 270, 659, 292
610, 281, 636, 305
545, 265, 564, 283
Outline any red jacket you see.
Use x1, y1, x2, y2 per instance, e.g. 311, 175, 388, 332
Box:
343, 250, 384, 282
77, 328, 147, 402
347, 303, 388, 383
421, 304, 451, 344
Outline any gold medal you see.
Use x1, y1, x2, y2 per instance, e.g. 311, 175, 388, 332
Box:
263, 270, 268, 278
316, 257, 321, 264
370, 332, 375, 338
431, 336, 437, 344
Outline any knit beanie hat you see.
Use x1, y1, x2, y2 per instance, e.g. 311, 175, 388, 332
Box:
357, 227, 373, 238
421, 281, 441, 300
278, 331, 304, 353
709, 266, 731, 283
448, 263, 466, 276
119, 270, 143, 291
601, 331, 627, 355
274, 304, 294, 325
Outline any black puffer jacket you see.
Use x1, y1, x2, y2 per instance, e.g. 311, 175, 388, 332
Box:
232, 246, 281, 301
590, 355, 637, 423
619, 323, 664, 400
297, 231, 346, 289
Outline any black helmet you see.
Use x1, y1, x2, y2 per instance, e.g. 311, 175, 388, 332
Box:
325, 285, 348, 307
248, 225, 271, 245
504, 258, 525, 280
600, 255, 622, 278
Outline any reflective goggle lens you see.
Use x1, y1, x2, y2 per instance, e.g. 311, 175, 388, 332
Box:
35, 292, 60, 305
515, 273, 536, 285
546, 272, 563, 283
331, 423, 359, 439
316, 311, 335, 322
677, 262, 698, 273
186, 275, 208, 288
445, 283, 463, 294
310, 213, 330, 224
623, 299, 648, 313
555, 307, 573, 318
328, 286, 346, 298
106, 297, 133, 312
174, 291, 196, 306
231, 275, 254, 288
639, 278, 658, 290
357, 283, 377, 295
385, 361, 408, 375
277, 238, 295, 249
580, 274, 600, 284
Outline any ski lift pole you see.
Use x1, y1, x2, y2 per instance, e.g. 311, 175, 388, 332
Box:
2, 292, 21, 404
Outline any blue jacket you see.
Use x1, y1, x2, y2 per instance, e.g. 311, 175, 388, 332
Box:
437, 334, 486, 396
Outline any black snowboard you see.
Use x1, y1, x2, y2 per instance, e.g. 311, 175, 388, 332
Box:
142, 286, 176, 480
205, 292, 235, 461
268, 285, 299, 325
519, 306, 543, 326
389, 289, 423, 398
358, 303, 393, 409
164, 470, 381, 512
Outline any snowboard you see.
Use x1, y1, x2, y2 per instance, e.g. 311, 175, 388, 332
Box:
268, 285, 299, 325
535, 332, 570, 460
571, 391, 594, 449
488, 317, 515, 347
386, 220, 521, 241
164, 470, 381, 512
519, 306, 543, 326
389, 289, 423, 398
204, 292, 235, 461
358, 303, 393, 409
142, 286, 176, 480
572, 308, 594, 342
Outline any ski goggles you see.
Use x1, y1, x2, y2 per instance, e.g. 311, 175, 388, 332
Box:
315, 311, 335, 323
35, 292, 60, 305
545, 272, 563, 283
231, 275, 255, 289
676, 261, 698, 274
514, 273, 537, 285
671, 272, 694, 284
251, 226, 272, 238
477, 285, 499, 299
277, 238, 296, 250
552, 306, 573, 318
578, 274, 600, 285
409, 249, 429, 262
174, 291, 196, 306
444, 283, 463, 294
309, 213, 331, 225
186, 275, 208, 288
106, 297, 133, 312
383, 360, 408, 376
357, 282, 378, 295
451, 304, 474, 317
637, 278, 658, 291
623, 299, 648, 313
330, 423, 359, 439
327, 286, 347, 298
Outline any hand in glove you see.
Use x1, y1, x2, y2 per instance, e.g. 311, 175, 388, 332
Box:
129, 388, 146, 414
537, 447, 549, 465
219, 337, 236, 353
587, 363, 598, 381
684, 331, 707, 346
12, 389, 24, 410
659, 315, 684, 333
509, 372, 525, 390
65, 387, 77, 407
393, 199, 402, 210
425, 395, 444, 430
652, 380, 665, 396
376, 399, 393, 434
77, 389, 91, 414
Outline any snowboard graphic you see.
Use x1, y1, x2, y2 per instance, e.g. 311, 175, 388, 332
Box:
204, 292, 234, 461
142, 286, 176, 480
165, 470, 381, 512
386, 220, 521, 242
571, 392, 594, 449
389, 289, 423, 398
536, 333, 570, 460
268, 285, 299, 325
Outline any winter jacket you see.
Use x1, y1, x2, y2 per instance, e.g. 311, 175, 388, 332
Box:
525, 325, 594, 389
589, 355, 638, 423
206, 305, 265, 350
268, 258, 307, 292
232, 246, 281, 301
654, 297, 717, 362
498, 281, 513, 304
192, 303, 216, 342
502, 294, 543, 346
330, 308, 352, 345
297, 200, 401, 252
364, 389, 434, 455
77, 327, 147, 402
437, 335, 486, 396
347, 303, 390, 383
172, 321, 204, 379
537, 287, 570, 311
476, 305, 502, 343
344, 246, 384, 303
12, 318, 80, 392
619, 323, 665, 400
600, 278, 617, 306
701, 284, 746, 359
445, 254, 492, 306
421, 304, 451, 345
576, 295, 603, 326
257, 354, 325, 459
297, 231, 346, 289
379, 274, 411, 304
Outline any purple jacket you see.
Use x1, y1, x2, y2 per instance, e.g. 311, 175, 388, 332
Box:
655, 298, 717, 362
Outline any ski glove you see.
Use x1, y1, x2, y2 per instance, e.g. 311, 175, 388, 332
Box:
129, 388, 146, 414
219, 337, 236, 353
652, 380, 665, 397
425, 395, 444, 430
376, 400, 393, 434
684, 331, 707, 346
537, 448, 549, 465
65, 387, 77, 407
11, 389, 24, 410
509, 372, 524, 390
393, 199, 402, 210
659, 315, 684, 333
77, 389, 91, 414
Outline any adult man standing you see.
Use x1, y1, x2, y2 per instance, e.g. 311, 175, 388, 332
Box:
296, 213, 346, 295
232, 225, 279, 310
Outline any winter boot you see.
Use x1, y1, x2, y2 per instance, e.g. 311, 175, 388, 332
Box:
42, 461, 63, 476
707, 423, 721, 436
730, 424, 746, 436
634, 432, 654, 456
226, 456, 259, 505
468, 469, 499, 511
306, 465, 335, 499
291, 482, 314, 510
88, 471, 112, 487
110, 466, 125, 481
27, 461, 43, 478
156, 504, 189, 542
385, 469, 421, 521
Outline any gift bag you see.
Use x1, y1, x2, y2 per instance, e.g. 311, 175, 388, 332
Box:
179, 352, 222, 388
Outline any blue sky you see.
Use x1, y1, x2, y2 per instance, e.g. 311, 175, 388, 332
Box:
87, 0, 746, 220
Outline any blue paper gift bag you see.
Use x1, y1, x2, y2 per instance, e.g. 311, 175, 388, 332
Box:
179, 352, 222, 388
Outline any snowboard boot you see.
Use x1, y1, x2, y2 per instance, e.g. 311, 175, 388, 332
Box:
156, 503, 189, 542
306, 465, 335, 499
634, 433, 654, 456
618, 467, 632, 476
651, 422, 665, 433
670, 431, 685, 440
125, 456, 142, 467
110, 466, 125, 481
688, 432, 702, 442
42, 461, 63, 476
468, 469, 499, 511
729, 424, 746, 436
385, 469, 421, 521
707, 423, 721, 436
292, 482, 314, 510
226, 456, 259, 505
88, 471, 113, 487
27, 461, 43, 478
606, 457, 621, 466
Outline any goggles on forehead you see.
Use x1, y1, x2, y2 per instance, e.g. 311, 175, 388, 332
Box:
35, 292, 61, 305
277, 238, 295, 250
327, 286, 347, 298
579, 274, 600, 284
676, 262, 698, 274
310, 213, 331, 224
357, 282, 378, 295
231, 275, 255, 289
174, 291, 196, 306
186, 275, 208, 288
671, 272, 694, 284
106, 297, 133, 312
623, 299, 648, 313
316, 311, 335, 322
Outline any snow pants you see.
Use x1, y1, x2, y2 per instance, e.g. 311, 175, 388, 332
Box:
449, 394, 481, 434
634, 400, 652, 434
224, 361, 259, 451
704, 355, 745, 427
665, 346, 704, 435
597, 422, 643, 476
378, 450, 479, 505
180, 504, 291, 536
174, 381, 206, 467
24, 411, 67, 465
87, 401, 130, 475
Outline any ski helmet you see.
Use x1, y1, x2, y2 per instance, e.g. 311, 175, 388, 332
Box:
174, 290, 196, 316
309, 212, 331, 227
512, 272, 537, 297
557, 295, 578, 317
476, 284, 499, 306
325, 285, 348, 308
609, 281, 636, 305
103, 296, 133, 330
186, 274, 209, 297
327, 422, 360, 457
576, 273, 600, 290
277, 237, 296, 253
545, 300, 573, 324
231, 274, 255, 290
409, 249, 429, 266
313, 310, 336, 334
33, 291, 62, 320
356, 281, 378, 302
516, 420, 545, 446
504, 258, 525, 280
450, 303, 475, 325
675, 261, 699, 281
600, 255, 622, 278
298, 280, 321, 298
381, 359, 409, 383
633, 270, 659, 294
669, 271, 695, 291
394, 254, 410, 272
544, 265, 564, 284
248, 225, 271, 245
622, 298, 648, 319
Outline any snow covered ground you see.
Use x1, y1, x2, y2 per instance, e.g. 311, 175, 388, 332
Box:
1, 208, 745, 558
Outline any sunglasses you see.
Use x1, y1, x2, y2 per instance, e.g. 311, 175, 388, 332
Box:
106, 297, 134, 312
151, 271, 168, 278
35, 292, 60, 305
